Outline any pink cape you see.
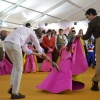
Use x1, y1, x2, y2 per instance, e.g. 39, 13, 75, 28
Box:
24, 46, 36, 73
71, 37, 88, 75
0, 57, 13, 75
36, 38, 88, 93
24, 55, 36, 73
40, 50, 53, 72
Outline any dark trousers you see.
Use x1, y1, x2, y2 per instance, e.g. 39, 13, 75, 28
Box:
52, 48, 59, 62
0, 47, 3, 61
43, 46, 59, 63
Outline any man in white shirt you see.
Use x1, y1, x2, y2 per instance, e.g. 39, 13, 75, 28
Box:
4, 24, 50, 99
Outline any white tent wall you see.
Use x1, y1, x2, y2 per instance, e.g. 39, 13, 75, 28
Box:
38, 20, 88, 35
0, 27, 13, 31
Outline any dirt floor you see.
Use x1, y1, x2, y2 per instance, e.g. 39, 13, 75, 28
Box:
0, 67, 100, 100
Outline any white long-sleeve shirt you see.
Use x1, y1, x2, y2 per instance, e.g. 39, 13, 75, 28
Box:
55, 35, 68, 49
4, 27, 43, 54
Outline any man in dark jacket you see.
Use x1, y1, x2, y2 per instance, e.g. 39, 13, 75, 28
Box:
77, 8, 100, 91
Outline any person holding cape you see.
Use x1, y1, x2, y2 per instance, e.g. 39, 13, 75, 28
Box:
77, 8, 100, 91
4, 23, 51, 99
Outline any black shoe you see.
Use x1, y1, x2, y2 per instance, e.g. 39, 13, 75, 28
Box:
11, 94, 25, 99
92, 66, 95, 69
93, 67, 95, 69
91, 81, 99, 91
91, 86, 99, 91
8, 88, 12, 94
8, 88, 21, 95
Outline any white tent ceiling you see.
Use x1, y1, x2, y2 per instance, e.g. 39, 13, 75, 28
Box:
0, 0, 100, 28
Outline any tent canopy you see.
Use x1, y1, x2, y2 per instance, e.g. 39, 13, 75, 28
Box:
0, 0, 100, 28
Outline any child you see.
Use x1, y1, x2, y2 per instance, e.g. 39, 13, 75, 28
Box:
23, 42, 37, 73
86, 39, 95, 68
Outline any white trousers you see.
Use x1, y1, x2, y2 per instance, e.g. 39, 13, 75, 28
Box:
4, 42, 23, 94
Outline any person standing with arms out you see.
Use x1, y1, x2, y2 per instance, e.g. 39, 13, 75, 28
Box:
77, 8, 100, 91
4, 23, 50, 99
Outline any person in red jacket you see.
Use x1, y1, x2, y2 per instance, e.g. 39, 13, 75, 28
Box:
42, 29, 55, 53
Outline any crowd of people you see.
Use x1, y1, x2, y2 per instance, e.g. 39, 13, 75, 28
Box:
0, 26, 96, 72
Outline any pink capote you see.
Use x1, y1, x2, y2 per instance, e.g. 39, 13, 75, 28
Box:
71, 37, 88, 75
36, 37, 88, 93
24, 46, 36, 73
40, 49, 53, 72
0, 57, 13, 75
